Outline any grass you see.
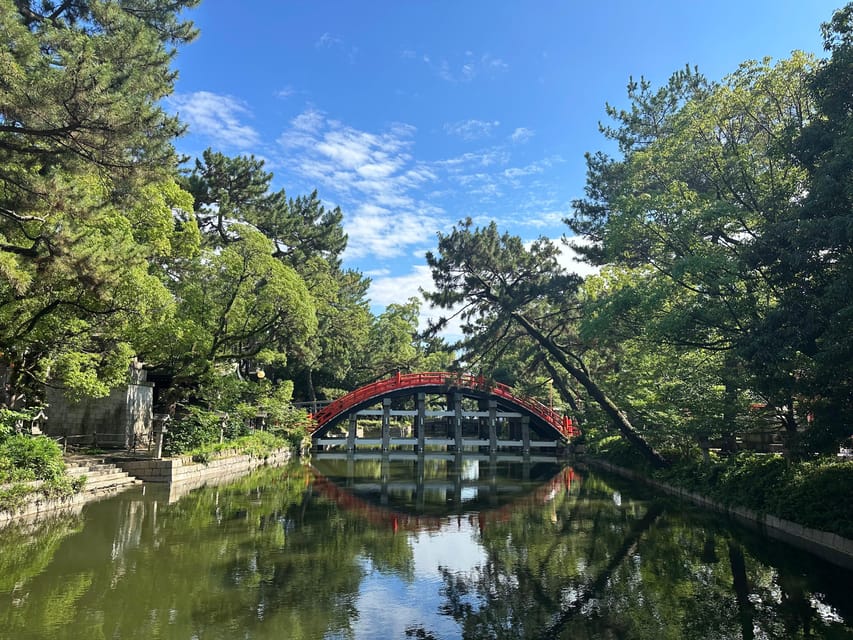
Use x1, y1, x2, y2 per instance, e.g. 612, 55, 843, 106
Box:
186, 431, 289, 464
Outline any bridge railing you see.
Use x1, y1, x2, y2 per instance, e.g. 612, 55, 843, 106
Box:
309, 372, 578, 438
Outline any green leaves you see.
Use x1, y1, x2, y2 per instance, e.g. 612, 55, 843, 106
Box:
0, 2, 199, 402
568, 43, 852, 448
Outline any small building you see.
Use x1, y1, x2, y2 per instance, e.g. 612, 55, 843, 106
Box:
44, 365, 154, 450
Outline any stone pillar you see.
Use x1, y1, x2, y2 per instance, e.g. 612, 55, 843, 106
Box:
488, 399, 498, 454
347, 414, 357, 452
454, 393, 463, 451
152, 415, 169, 460
522, 415, 531, 456
416, 392, 425, 452
382, 398, 391, 452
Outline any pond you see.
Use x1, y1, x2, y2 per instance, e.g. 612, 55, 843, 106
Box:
0, 454, 851, 639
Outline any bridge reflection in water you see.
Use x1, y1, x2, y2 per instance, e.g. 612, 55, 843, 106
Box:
310, 451, 579, 532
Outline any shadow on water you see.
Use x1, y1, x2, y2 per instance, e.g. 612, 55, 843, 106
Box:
0, 455, 850, 639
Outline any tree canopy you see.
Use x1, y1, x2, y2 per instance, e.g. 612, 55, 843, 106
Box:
427, 4, 853, 461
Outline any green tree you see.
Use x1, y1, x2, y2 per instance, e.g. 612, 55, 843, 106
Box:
186, 149, 372, 405
187, 149, 346, 261
286, 262, 372, 404
425, 219, 669, 467
150, 224, 317, 392
0, 1, 200, 403
774, 3, 853, 449
568, 53, 825, 449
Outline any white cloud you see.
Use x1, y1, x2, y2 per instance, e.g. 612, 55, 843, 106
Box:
369, 264, 433, 306
315, 32, 343, 48
436, 149, 510, 169
405, 50, 509, 83
510, 127, 534, 143
315, 32, 358, 63
504, 165, 544, 180
557, 237, 600, 278
168, 91, 259, 149
276, 86, 297, 99
369, 265, 464, 339
278, 110, 444, 259
444, 119, 501, 141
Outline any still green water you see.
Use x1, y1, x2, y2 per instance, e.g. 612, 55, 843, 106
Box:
0, 455, 851, 640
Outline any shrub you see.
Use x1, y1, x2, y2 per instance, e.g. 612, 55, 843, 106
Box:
0, 435, 65, 483
771, 461, 853, 538
164, 406, 224, 456
707, 452, 791, 510
0, 407, 46, 443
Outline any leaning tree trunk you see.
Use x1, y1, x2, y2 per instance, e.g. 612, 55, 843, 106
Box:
539, 355, 581, 414
512, 312, 671, 469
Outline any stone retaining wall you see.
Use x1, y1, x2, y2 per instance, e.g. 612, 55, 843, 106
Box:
1, 448, 294, 527
114, 448, 292, 484
587, 458, 853, 570
0, 484, 129, 527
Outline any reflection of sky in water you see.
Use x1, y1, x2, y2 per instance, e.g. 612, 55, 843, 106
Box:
460, 486, 479, 502
351, 519, 485, 639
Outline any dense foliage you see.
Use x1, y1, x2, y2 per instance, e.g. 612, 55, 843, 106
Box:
0, 1, 452, 461
593, 437, 853, 539
427, 4, 853, 467
0, 408, 84, 513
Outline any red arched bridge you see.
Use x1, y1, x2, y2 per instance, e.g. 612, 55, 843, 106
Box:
309, 372, 578, 453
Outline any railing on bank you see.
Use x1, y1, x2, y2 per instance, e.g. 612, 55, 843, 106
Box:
309, 372, 578, 438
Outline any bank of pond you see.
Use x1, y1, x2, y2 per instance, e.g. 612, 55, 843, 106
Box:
0, 456, 851, 639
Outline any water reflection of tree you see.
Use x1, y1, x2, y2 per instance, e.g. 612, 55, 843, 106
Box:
152, 464, 414, 639
431, 473, 852, 640
0, 464, 415, 640
0, 516, 87, 633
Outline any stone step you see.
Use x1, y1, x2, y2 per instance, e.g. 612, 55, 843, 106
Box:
81, 472, 139, 492
63, 456, 141, 492
66, 466, 122, 479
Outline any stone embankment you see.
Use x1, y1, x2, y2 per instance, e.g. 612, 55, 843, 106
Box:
114, 448, 292, 485
0, 457, 140, 526
587, 458, 853, 570
0, 448, 293, 526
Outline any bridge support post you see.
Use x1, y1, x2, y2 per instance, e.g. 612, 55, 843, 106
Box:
347, 415, 357, 452
451, 451, 463, 506
416, 393, 425, 453
488, 399, 497, 454
454, 393, 463, 451
522, 416, 531, 456
382, 398, 391, 452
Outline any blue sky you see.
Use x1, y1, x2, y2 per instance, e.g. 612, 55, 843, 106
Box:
167, 1, 841, 324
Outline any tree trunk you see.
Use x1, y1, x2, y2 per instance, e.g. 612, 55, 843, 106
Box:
512, 312, 670, 468
306, 368, 317, 414
540, 356, 581, 414
721, 358, 739, 453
